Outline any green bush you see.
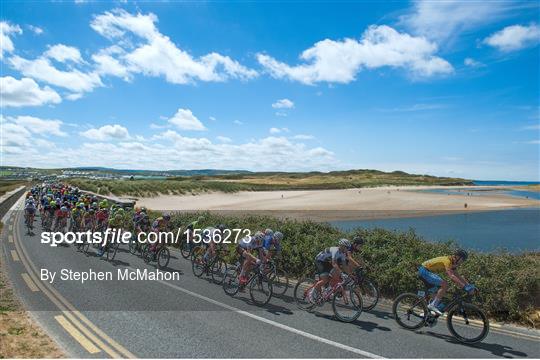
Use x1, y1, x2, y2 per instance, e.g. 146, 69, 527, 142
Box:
169, 211, 539, 326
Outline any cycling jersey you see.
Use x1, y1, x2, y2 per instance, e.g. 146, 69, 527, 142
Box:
262, 234, 281, 252
315, 247, 346, 264
422, 256, 454, 273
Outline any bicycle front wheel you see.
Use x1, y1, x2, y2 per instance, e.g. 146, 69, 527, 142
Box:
180, 241, 191, 259
359, 279, 379, 311
392, 293, 428, 330
223, 267, 240, 296
211, 258, 227, 285
249, 274, 273, 306
157, 247, 170, 269
293, 278, 316, 311
332, 284, 363, 323
191, 251, 206, 277
447, 303, 489, 344
271, 269, 289, 296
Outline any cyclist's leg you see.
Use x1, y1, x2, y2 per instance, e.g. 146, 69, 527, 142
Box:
418, 266, 446, 307
314, 261, 331, 292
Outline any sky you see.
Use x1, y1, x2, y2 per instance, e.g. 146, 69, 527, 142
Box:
1, 0, 539, 180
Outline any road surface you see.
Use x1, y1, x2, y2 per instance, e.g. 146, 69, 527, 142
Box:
2, 196, 539, 358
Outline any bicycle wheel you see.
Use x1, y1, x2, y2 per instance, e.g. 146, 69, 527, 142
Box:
211, 258, 227, 284
180, 241, 191, 259
249, 274, 273, 306
293, 278, 317, 311
106, 243, 119, 261
191, 251, 206, 277
332, 284, 363, 322
223, 266, 241, 296
392, 293, 428, 330
359, 279, 379, 311
142, 248, 153, 264
271, 269, 289, 296
447, 303, 489, 344
128, 238, 140, 255
157, 247, 170, 269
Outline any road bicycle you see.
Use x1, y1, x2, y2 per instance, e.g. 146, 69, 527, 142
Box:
223, 262, 273, 306
191, 246, 228, 284
392, 278, 489, 344
353, 267, 380, 311
24, 212, 35, 235
293, 271, 363, 323
264, 259, 289, 296
142, 242, 171, 269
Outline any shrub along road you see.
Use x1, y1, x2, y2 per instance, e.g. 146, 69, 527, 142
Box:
2, 196, 539, 358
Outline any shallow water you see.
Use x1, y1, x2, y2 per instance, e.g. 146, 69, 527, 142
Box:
331, 208, 540, 253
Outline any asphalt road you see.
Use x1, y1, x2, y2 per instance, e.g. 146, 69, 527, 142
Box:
2, 196, 539, 358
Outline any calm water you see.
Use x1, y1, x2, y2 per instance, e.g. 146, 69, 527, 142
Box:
331, 208, 540, 253
417, 188, 540, 200
473, 180, 540, 186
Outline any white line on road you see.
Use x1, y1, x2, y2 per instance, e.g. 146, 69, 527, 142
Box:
155, 278, 384, 358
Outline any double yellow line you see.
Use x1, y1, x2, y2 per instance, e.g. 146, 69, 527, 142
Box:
10, 199, 135, 358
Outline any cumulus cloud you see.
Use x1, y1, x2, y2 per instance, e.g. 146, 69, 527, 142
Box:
216, 136, 232, 143
0, 21, 22, 59
293, 134, 315, 140
91, 46, 132, 81
9, 54, 102, 94
11, 115, 67, 136
28, 25, 43, 35
272, 98, 294, 109
269, 127, 289, 134
463, 57, 484, 68
44, 44, 83, 63
0, 115, 66, 155
257, 25, 452, 84
484, 24, 540, 52
80, 124, 130, 140
168, 108, 206, 131
90, 9, 258, 84
0, 76, 61, 107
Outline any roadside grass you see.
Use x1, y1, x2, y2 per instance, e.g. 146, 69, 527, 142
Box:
0, 222, 64, 358
0, 181, 26, 197
169, 211, 540, 327
67, 170, 472, 197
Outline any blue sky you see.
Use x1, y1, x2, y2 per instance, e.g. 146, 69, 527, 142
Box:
1, 0, 539, 180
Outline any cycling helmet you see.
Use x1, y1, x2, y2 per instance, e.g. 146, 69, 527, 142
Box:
61, 206, 68, 212
50, 201, 57, 206
265, 228, 273, 236
117, 208, 124, 213
455, 249, 468, 261
253, 231, 265, 241
352, 235, 365, 246
273, 231, 284, 241
140, 207, 147, 213
88, 209, 95, 214
197, 216, 204, 222
338, 238, 351, 248
163, 214, 171, 221
216, 224, 226, 232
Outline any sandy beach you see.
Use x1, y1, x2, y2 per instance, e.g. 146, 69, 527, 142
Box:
130, 186, 540, 221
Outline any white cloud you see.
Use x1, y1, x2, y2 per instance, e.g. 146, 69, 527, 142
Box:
9, 55, 102, 94
270, 127, 290, 134
484, 24, 540, 52
293, 134, 315, 140
168, 108, 206, 131
44, 44, 83, 63
464, 57, 485, 68
257, 25, 452, 84
11, 115, 67, 136
233, 120, 243, 125
521, 124, 540, 131
0, 76, 61, 107
400, 0, 515, 42
91, 46, 132, 81
216, 136, 232, 143
209, 116, 216, 121
0, 21, 22, 59
28, 25, 43, 35
272, 98, 294, 109
90, 9, 257, 84
80, 124, 130, 140
525, 140, 540, 145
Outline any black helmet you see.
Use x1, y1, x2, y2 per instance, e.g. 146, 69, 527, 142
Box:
163, 214, 171, 221
352, 235, 365, 246
455, 249, 468, 261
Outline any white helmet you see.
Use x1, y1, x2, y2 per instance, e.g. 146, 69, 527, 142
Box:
338, 238, 351, 248
253, 231, 265, 241
264, 228, 273, 236
273, 231, 283, 241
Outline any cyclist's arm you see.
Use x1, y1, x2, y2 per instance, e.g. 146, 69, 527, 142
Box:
446, 268, 468, 288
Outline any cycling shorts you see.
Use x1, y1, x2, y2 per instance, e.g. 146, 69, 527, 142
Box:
418, 266, 443, 287
315, 260, 333, 277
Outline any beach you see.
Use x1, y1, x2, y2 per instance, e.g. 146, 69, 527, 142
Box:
131, 186, 540, 221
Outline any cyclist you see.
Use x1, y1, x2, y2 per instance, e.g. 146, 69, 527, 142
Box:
236, 231, 265, 285
418, 249, 475, 315
148, 214, 171, 253
262, 231, 283, 263
24, 197, 37, 227
309, 239, 350, 303
344, 235, 366, 272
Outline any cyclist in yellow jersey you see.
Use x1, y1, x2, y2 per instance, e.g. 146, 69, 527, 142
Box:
418, 249, 475, 315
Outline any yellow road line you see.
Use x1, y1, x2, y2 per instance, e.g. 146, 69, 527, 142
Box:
21, 273, 40, 292
55, 315, 101, 354
12, 209, 134, 359
10, 250, 20, 262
